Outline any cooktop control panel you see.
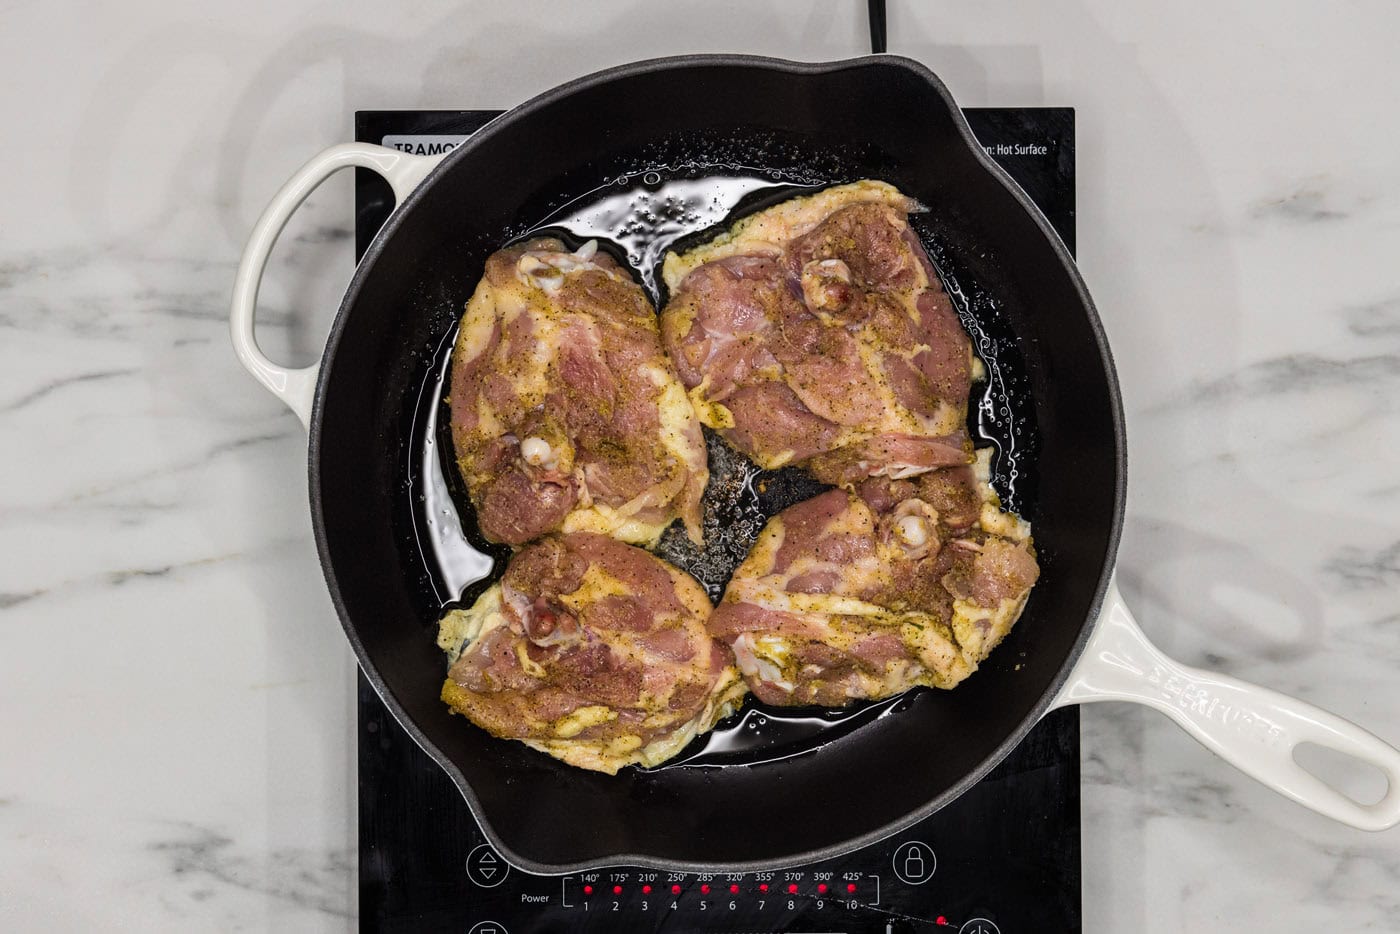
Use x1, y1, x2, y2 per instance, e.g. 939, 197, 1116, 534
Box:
360, 689, 1078, 934
356, 106, 1080, 934
447, 826, 1021, 934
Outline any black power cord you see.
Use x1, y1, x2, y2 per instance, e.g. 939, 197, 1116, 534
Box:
868, 0, 888, 53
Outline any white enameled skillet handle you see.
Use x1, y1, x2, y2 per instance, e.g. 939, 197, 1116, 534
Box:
1052, 577, 1400, 830
229, 143, 441, 427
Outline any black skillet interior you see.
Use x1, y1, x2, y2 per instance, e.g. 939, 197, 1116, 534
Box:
310, 56, 1123, 873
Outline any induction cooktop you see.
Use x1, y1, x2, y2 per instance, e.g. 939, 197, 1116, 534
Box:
353, 105, 1080, 934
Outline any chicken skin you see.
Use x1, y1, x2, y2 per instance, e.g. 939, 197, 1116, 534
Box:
661, 181, 978, 487
708, 453, 1038, 706
438, 533, 746, 772
449, 238, 708, 547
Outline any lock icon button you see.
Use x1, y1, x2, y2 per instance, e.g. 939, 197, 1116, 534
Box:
892, 841, 936, 884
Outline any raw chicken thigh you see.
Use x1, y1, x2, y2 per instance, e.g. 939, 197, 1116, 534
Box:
708, 452, 1039, 706
437, 533, 746, 773
436, 178, 1039, 765
449, 237, 708, 546
660, 181, 978, 487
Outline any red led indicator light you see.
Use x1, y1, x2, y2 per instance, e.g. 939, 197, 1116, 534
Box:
642, 884, 652, 894
936, 916, 949, 926
729, 884, 740, 894
818, 883, 828, 893
787, 883, 798, 894
583, 885, 593, 895
759, 883, 769, 892
671, 884, 682, 894
612, 885, 622, 895
700, 883, 711, 894
847, 883, 857, 893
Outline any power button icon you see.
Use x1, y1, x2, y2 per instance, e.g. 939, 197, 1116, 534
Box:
891, 840, 936, 884
959, 919, 1000, 934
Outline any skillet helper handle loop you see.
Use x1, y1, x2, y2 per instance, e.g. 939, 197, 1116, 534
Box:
1056, 579, 1400, 831
229, 143, 439, 428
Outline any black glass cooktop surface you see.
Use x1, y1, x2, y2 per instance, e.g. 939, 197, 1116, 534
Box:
354, 106, 1079, 934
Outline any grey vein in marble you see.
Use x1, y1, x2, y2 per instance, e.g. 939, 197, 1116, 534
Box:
1, 367, 140, 412
0, 243, 291, 335
149, 823, 353, 918
1345, 297, 1400, 338
0, 590, 42, 609
1148, 350, 1400, 420
1181, 352, 1400, 402
0, 541, 303, 615
1305, 840, 1400, 922
1248, 181, 1351, 223
54, 427, 300, 509
292, 225, 353, 244
1323, 540, 1400, 590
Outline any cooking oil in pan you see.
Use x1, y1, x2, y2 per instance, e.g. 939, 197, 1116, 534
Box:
531, 169, 809, 300
407, 166, 1035, 769
654, 690, 922, 770
415, 328, 498, 602
929, 246, 1033, 516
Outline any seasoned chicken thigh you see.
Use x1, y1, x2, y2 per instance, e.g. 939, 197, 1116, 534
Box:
449, 238, 708, 546
660, 181, 978, 487
437, 533, 746, 773
707, 453, 1038, 706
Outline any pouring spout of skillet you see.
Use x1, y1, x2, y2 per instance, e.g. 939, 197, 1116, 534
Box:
306, 54, 1125, 873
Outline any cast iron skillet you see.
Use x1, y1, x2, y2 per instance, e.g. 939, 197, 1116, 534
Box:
231, 55, 1400, 873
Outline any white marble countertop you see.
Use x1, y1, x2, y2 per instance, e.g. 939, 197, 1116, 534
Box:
3, 1, 1399, 930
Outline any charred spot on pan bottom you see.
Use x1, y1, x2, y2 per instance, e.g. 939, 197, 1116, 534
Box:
653, 428, 829, 602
